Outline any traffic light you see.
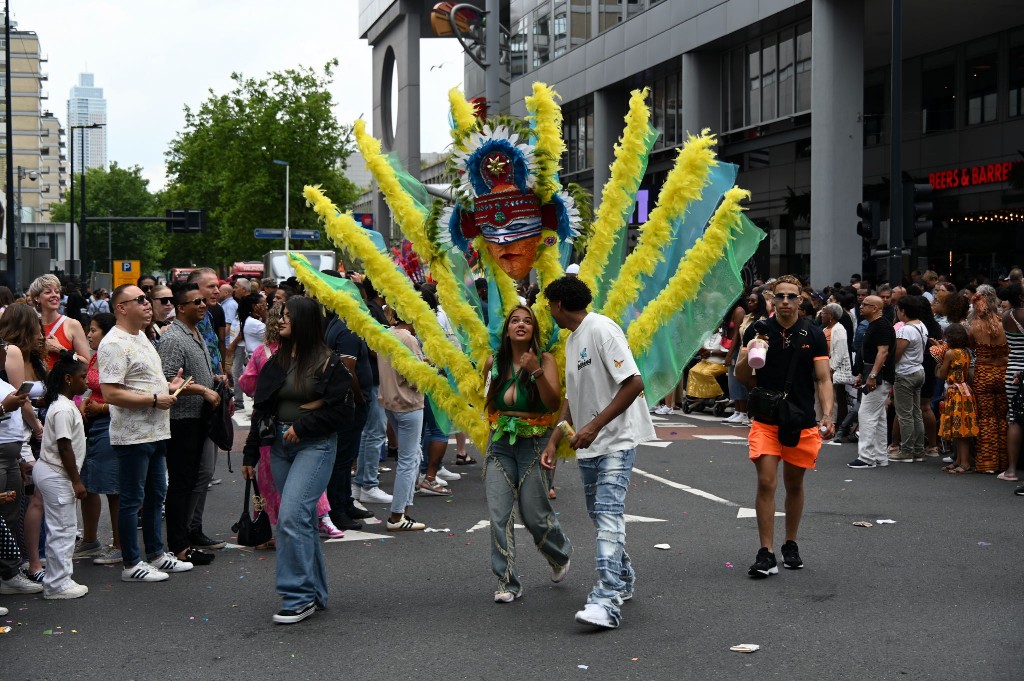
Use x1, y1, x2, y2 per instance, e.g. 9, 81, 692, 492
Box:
166, 209, 207, 234
856, 200, 880, 244
903, 181, 933, 246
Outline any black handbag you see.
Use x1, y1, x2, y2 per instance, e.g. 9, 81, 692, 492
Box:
747, 320, 809, 447
231, 478, 273, 547
206, 382, 235, 451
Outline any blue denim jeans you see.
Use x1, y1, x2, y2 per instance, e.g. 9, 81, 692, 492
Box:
577, 448, 636, 626
354, 386, 385, 490
385, 409, 423, 515
270, 425, 337, 610
485, 430, 572, 595
114, 440, 168, 567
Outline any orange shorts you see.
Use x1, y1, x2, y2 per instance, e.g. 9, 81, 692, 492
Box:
748, 421, 821, 469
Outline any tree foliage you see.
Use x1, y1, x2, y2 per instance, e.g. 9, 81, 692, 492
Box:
49, 162, 166, 273
163, 61, 362, 268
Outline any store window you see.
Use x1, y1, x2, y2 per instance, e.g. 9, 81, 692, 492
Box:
921, 53, 956, 133
1011, 43, 1024, 118
777, 28, 795, 118
795, 22, 812, 113
965, 50, 998, 125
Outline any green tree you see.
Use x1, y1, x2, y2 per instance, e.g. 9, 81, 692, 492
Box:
49, 162, 166, 273
163, 61, 362, 269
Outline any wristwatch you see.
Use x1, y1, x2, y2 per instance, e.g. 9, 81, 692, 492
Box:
868, 373, 877, 380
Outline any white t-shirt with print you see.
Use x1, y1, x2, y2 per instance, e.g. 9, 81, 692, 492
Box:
40, 394, 87, 473
98, 326, 171, 445
895, 321, 928, 375
564, 313, 656, 459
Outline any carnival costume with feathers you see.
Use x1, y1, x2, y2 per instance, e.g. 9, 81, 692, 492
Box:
292, 84, 764, 458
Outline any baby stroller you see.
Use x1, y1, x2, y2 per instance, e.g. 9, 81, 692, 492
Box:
682, 331, 732, 416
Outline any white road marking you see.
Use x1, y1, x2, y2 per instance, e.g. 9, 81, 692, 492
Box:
632, 467, 739, 507
466, 520, 526, 533
652, 422, 697, 428
694, 434, 747, 441
623, 514, 667, 523
640, 441, 672, 448
325, 530, 394, 542
736, 507, 784, 518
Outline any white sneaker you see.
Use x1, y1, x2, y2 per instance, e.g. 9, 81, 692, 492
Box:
654, 404, 671, 415
436, 466, 461, 482
44, 581, 89, 600
0, 606, 7, 616
150, 552, 194, 573
574, 603, 617, 629
738, 414, 751, 426
551, 559, 571, 583
351, 482, 361, 499
0, 572, 44, 594
724, 412, 742, 423
359, 486, 394, 504
386, 515, 426, 532
121, 561, 170, 583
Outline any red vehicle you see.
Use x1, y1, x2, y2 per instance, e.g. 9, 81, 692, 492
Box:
230, 261, 264, 279
169, 267, 196, 283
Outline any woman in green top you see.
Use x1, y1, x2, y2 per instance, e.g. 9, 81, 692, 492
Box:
483, 305, 572, 603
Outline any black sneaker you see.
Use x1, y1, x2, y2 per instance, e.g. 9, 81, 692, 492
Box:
273, 602, 316, 624
1014, 484, 1024, 496
346, 506, 374, 520
847, 458, 876, 469
181, 548, 216, 566
190, 531, 226, 550
780, 540, 803, 569
329, 512, 363, 531
748, 547, 778, 578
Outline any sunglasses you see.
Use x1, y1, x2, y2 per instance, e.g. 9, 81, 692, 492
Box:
155, 297, 174, 305
141, 285, 154, 292
775, 293, 801, 301
180, 298, 207, 307
120, 295, 151, 307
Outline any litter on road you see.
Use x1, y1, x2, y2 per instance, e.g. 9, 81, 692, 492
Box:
730, 644, 760, 653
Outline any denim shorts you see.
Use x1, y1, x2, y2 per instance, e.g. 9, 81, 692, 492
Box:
421, 401, 448, 444
81, 415, 119, 495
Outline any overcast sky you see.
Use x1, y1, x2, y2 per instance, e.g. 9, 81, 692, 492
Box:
14, 1, 465, 190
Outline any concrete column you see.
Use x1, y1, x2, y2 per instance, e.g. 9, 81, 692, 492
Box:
681, 52, 720, 136
593, 88, 624, 206
809, 0, 864, 288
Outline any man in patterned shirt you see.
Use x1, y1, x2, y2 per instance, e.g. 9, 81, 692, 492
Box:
99, 284, 193, 583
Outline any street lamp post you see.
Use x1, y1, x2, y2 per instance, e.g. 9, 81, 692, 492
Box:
14, 166, 38, 291
272, 159, 290, 251
69, 122, 104, 278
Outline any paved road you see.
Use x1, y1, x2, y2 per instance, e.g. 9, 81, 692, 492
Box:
5, 409, 1022, 680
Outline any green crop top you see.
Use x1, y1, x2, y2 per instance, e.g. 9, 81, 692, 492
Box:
495, 369, 548, 413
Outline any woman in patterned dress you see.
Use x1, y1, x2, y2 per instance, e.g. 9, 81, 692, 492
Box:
936, 324, 978, 474
968, 286, 1008, 474
1000, 283, 1024, 482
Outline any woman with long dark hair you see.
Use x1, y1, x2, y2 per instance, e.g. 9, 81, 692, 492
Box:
483, 305, 571, 603
241, 297, 353, 624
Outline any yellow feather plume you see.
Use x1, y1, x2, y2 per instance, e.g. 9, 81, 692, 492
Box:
524, 83, 565, 204
448, 88, 478, 147
431, 256, 492, 370
292, 256, 490, 449
304, 186, 483, 402
601, 129, 718, 324
627, 187, 751, 353
530, 237, 564, 345
578, 88, 651, 296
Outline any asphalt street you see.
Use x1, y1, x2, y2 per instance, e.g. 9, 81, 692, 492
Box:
4, 407, 1022, 680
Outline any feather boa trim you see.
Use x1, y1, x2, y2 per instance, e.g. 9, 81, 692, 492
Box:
524, 83, 565, 204
448, 87, 479, 148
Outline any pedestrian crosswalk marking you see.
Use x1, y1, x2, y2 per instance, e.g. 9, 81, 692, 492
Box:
737, 508, 785, 518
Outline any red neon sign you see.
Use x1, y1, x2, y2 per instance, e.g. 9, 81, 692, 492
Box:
929, 160, 1021, 190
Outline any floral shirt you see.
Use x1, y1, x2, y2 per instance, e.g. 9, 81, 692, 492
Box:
98, 326, 170, 445
198, 310, 223, 374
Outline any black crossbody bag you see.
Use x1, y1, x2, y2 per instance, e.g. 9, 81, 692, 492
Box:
747, 320, 809, 446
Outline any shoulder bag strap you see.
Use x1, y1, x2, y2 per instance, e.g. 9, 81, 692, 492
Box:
242, 478, 252, 514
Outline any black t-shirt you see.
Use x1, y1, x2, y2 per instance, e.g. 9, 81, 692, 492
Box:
325, 316, 373, 402
743, 316, 829, 429
208, 304, 226, 332
859, 318, 896, 384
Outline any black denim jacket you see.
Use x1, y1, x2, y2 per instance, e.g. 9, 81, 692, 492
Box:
242, 352, 354, 466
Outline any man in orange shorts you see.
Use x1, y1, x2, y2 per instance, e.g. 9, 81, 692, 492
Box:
736, 275, 834, 578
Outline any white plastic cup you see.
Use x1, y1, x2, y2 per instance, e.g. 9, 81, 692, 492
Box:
747, 338, 768, 369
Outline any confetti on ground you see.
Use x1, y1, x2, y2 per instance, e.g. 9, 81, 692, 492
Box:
977, 541, 992, 546
423, 528, 451, 533
730, 644, 760, 653
578, 665, 589, 670
1, 626, 12, 634
844, 479, 853, 482
725, 562, 733, 568
631, 658, 639, 661
654, 544, 671, 550
875, 519, 896, 524
43, 629, 52, 635
853, 521, 873, 527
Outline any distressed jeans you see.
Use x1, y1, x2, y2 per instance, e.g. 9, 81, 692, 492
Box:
577, 448, 636, 626
270, 426, 337, 611
484, 430, 572, 596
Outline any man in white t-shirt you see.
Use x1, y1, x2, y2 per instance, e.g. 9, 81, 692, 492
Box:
99, 284, 192, 584
541, 277, 655, 630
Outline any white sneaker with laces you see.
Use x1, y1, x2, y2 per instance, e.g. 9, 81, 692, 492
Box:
574, 603, 617, 629
724, 412, 742, 423
359, 486, 394, 504
121, 561, 170, 583
0, 572, 44, 594
654, 404, 672, 415
436, 466, 461, 482
150, 552, 193, 573
44, 581, 89, 600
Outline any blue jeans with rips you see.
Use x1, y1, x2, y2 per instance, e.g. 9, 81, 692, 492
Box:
115, 440, 168, 567
270, 425, 337, 611
354, 386, 385, 490
577, 448, 636, 626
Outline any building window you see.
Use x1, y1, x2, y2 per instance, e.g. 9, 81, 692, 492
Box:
747, 43, 761, 126
795, 22, 812, 113
761, 35, 778, 121
665, 71, 679, 147
727, 48, 745, 131
626, 0, 642, 21
510, 16, 529, 79
921, 53, 956, 133
553, 2, 568, 58
599, 0, 620, 34
570, 0, 591, 49
561, 96, 594, 175
533, 10, 550, 67
777, 28, 795, 118
1011, 43, 1024, 118
965, 50, 997, 125
653, 79, 666, 148
863, 68, 886, 145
